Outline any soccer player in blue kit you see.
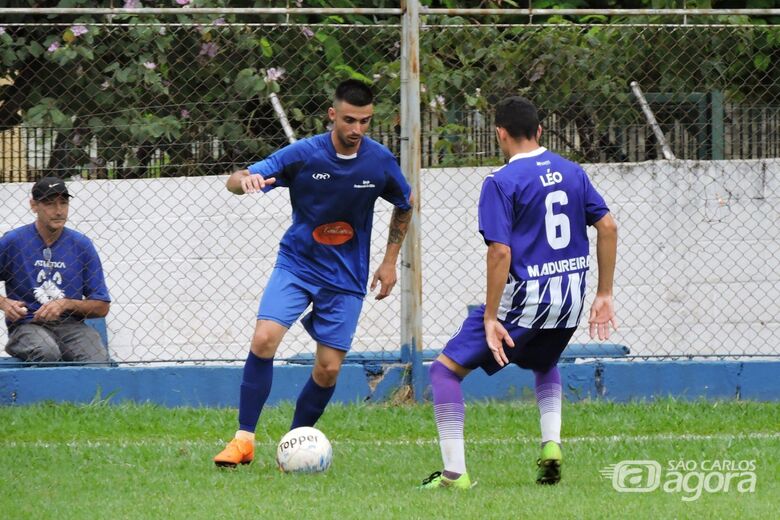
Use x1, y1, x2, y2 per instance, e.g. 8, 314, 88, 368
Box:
420, 96, 618, 489
214, 80, 413, 467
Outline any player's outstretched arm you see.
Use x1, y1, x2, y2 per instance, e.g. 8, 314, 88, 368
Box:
226, 169, 276, 195
370, 194, 414, 300
588, 213, 618, 340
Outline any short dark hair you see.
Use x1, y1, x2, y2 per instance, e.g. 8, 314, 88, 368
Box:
494, 96, 539, 140
334, 79, 374, 107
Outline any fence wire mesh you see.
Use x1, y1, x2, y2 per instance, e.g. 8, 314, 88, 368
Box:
0, 13, 778, 363
417, 22, 780, 360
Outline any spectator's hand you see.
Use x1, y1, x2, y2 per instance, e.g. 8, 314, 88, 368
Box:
484, 318, 515, 367
370, 261, 397, 300
588, 293, 618, 341
33, 299, 69, 322
241, 174, 276, 194
0, 298, 28, 322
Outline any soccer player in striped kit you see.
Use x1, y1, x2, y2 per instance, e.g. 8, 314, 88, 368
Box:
420, 96, 618, 489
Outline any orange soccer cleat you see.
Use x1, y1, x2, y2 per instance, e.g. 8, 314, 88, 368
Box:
213, 438, 254, 468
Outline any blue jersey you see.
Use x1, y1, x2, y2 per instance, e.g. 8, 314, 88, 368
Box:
0, 224, 111, 330
478, 147, 609, 329
247, 133, 412, 296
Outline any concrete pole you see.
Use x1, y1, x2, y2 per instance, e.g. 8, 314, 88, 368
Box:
400, 0, 424, 401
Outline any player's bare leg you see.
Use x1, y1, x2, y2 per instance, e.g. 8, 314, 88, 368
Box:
214, 320, 287, 468
290, 343, 347, 429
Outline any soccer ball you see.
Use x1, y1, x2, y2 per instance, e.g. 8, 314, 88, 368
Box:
276, 426, 332, 474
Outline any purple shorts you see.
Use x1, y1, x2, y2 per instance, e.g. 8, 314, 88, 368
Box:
442, 304, 575, 375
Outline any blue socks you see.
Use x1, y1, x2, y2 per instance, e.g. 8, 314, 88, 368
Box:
290, 375, 336, 429
237, 354, 335, 432
238, 351, 274, 433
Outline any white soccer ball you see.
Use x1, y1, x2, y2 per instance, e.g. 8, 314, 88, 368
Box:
276, 426, 332, 474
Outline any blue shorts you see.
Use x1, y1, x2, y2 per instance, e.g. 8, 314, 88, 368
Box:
442, 305, 575, 375
257, 268, 364, 351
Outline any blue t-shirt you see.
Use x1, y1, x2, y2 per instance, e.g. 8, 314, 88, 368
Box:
247, 133, 412, 296
0, 224, 111, 330
478, 147, 609, 329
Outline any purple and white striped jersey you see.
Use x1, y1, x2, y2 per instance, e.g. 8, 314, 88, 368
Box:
478, 147, 609, 329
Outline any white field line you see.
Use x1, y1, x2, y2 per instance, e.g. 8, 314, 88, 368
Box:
1, 431, 779, 449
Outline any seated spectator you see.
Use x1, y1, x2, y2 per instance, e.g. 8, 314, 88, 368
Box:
0, 177, 111, 365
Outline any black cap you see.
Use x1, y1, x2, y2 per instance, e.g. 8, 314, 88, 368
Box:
32, 177, 71, 201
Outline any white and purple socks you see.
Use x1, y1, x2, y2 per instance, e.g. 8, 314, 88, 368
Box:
534, 365, 562, 444
430, 360, 466, 479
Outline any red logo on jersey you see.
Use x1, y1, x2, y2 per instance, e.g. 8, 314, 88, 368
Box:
312, 221, 354, 245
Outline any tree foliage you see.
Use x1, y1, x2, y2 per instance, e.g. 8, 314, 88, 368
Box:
0, 0, 778, 175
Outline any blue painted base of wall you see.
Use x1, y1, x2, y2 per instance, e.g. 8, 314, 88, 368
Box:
1, 361, 779, 406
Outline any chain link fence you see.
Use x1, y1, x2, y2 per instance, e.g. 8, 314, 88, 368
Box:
1, 9, 778, 363
417, 21, 780, 360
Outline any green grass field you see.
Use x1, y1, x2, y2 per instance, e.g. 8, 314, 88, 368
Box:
1, 399, 777, 519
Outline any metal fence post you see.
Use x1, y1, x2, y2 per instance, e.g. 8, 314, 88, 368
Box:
710, 90, 725, 160
400, 0, 424, 401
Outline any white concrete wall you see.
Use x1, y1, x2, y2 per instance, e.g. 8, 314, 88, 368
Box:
1, 158, 778, 361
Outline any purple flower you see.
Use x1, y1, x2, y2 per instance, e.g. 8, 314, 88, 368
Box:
199, 42, 218, 59
180, 109, 190, 119
301, 26, 314, 39
0, 26, 6, 36
124, 0, 141, 8
265, 67, 285, 83
142, 61, 156, 70
212, 18, 225, 26
429, 94, 446, 111
70, 25, 88, 37
47, 41, 60, 53
176, 0, 190, 5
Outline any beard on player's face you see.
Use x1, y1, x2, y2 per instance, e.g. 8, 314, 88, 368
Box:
337, 129, 360, 149
330, 102, 372, 150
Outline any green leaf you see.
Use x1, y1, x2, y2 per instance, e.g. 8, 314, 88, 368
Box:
28, 41, 45, 58
77, 47, 95, 61
1, 49, 16, 66
233, 68, 264, 98
754, 53, 770, 71
333, 64, 371, 84
115, 68, 134, 83
50, 109, 73, 131
88, 117, 104, 132
260, 37, 273, 58
321, 35, 343, 65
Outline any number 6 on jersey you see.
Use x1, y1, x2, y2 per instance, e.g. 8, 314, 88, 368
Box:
544, 190, 570, 250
